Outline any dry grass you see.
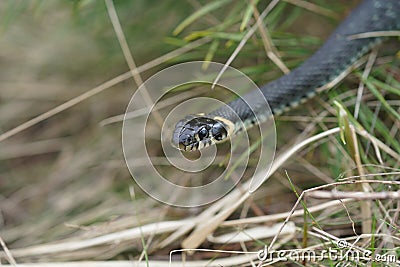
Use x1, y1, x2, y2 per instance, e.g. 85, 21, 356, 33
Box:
1, 0, 399, 266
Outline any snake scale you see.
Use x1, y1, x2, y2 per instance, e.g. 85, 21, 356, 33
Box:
172, 0, 400, 151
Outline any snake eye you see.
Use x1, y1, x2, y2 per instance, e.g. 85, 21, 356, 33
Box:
211, 122, 226, 141
182, 135, 193, 146
197, 127, 208, 140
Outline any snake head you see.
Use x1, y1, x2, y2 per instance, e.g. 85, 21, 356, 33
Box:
172, 115, 231, 151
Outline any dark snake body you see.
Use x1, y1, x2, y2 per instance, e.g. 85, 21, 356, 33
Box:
173, 0, 400, 151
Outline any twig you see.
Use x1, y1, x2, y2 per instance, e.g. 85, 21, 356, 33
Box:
0, 235, 17, 266
249, 0, 289, 74
307, 190, 400, 200
348, 30, 400, 40
354, 49, 378, 119
211, 0, 280, 88
282, 0, 339, 19
105, 0, 164, 127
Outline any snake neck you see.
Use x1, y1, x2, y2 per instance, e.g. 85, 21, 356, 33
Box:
208, 0, 400, 133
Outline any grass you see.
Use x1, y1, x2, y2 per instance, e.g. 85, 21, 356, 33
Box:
0, 0, 399, 266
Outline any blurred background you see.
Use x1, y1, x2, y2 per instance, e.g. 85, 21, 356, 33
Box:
0, 0, 195, 255
1, 0, 399, 264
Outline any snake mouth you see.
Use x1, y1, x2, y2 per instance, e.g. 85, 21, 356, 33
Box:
171, 115, 232, 151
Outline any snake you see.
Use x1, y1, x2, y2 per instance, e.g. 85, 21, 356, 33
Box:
172, 0, 400, 151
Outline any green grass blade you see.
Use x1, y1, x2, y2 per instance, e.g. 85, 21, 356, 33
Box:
367, 76, 400, 96
203, 39, 220, 69
239, 0, 260, 32
173, 0, 232, 35
364, 79, 400, 121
